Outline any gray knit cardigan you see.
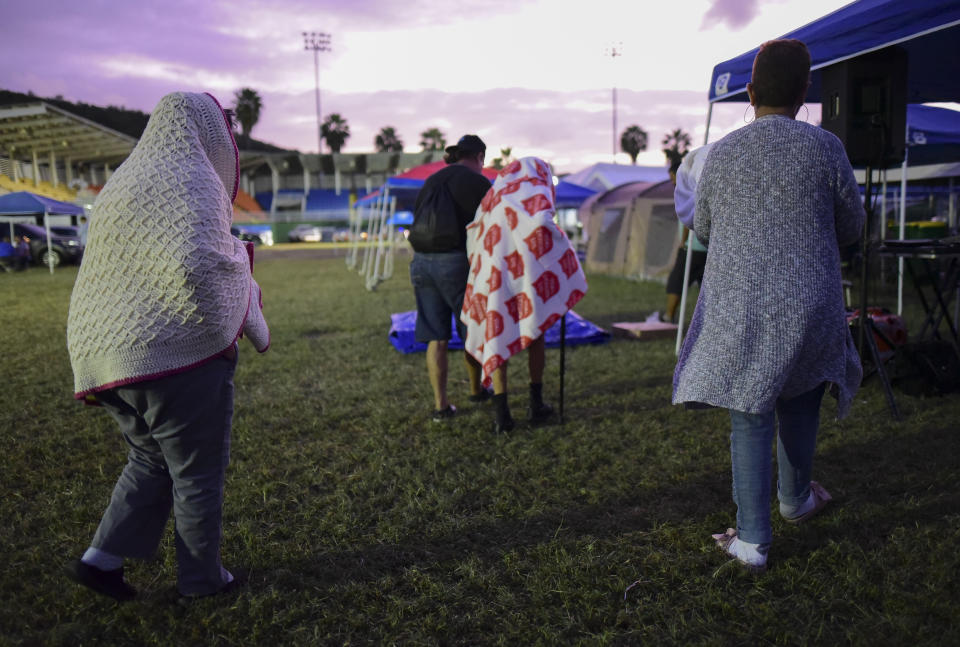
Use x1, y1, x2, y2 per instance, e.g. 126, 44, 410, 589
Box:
672, 114, 865, 417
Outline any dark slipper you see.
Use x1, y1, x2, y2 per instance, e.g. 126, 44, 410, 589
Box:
65, 559, 137, 601
431, 405, 457, 422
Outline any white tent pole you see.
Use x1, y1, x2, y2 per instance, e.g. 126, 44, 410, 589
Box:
880, 169, 888, 283
44, 210, 54, 274
345, 204, 358, 268
897, 147, 909, 315
676, 102, 713, 355
382, 196, 397, 281
360, 192, 379, 277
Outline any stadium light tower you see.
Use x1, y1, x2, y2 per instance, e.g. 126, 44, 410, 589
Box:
303, 31, 332, 154
604, 41, 623, 162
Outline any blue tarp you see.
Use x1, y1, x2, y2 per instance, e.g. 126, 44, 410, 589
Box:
708, 0, 960, 104
0, 191, 84, 216
388, 309, 610, 354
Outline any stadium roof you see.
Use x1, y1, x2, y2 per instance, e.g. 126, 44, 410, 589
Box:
0, 102, 137, 164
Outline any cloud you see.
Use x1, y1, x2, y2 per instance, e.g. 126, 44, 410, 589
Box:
701, 0, 761, 30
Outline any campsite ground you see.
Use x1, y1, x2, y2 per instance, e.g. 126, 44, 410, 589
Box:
2, 251, 958, 645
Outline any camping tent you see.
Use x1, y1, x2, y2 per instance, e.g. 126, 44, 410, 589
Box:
0, 191, 85, 273
582, 180, 678, 281
680, 0, 960, 352
562, 163, 669, 193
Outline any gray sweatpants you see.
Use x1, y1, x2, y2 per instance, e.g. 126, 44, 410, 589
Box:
91, 349, 237, 596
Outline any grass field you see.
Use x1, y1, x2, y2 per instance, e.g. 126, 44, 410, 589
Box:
2, 251, 959, 646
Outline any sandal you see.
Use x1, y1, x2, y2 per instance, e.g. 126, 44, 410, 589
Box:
782, 481, 832, 524
711, 528, 768, 574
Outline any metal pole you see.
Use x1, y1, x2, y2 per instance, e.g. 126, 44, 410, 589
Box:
303, 32, 331, 155
612, 86, 617, 161
605, 42, 622, 163
313, 48, 321, 155
559, 312, 566, 424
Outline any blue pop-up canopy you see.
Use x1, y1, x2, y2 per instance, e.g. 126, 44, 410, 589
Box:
708, 0, 960, 105
0, 191, 84, 217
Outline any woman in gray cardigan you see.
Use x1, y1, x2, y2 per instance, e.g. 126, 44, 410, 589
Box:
672, 39, 865, 572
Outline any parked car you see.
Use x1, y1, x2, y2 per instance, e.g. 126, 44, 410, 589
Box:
231, 225, 265, 246
10, 222, 84, 267
332, 228, 352, 242
288, 224, 323, 242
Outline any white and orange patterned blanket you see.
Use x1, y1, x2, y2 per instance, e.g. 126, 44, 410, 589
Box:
460, 157, 588, 386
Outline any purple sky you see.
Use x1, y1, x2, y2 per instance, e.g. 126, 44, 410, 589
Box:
2, 0, 852, 172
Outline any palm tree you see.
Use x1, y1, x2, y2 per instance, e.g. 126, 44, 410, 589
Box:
620, 125, 648, 165
662, 128, 693, 166
233, 88, 263, 138
321, 113, 351, 153
374, 126, 404, 153
419, 127, 446, 151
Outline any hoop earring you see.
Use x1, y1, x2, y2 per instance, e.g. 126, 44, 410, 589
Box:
743, 104, 755, 124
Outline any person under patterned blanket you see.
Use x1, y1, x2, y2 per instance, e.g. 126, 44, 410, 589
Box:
461, 157, 588, 433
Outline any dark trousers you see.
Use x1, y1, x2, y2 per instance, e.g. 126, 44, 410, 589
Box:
92, 350, 237, 596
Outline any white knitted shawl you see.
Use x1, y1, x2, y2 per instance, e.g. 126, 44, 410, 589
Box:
67, 92, 269, 398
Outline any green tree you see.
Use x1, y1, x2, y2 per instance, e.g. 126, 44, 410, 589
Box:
321, 113, 351, 153
233, 88, 263, 138
662, 128, 692, 166
374, 126, 404, 153
419, 127, 446, 151
620, 125, 648, 165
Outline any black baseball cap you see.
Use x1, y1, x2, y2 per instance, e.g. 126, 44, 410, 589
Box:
445, 134, 486, 156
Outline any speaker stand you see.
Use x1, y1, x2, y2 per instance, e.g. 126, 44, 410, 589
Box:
857, 165, 901, 420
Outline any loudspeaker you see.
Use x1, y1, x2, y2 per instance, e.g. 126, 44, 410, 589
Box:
821, 46, 907, 168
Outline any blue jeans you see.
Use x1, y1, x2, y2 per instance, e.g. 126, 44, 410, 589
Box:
410, 251, 469, 343
728, 383, 826, 545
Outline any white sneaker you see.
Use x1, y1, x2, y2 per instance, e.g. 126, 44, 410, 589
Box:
645, 311, 662, 323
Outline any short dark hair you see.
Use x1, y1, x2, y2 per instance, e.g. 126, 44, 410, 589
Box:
750, 39, 810, 108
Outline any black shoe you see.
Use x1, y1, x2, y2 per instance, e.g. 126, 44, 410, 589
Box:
528, 402, 555, 424
468, 388, 493, 403
177, 568, 248, 606
65, 559, 137, 601
432, 405, 457, 423
493, 415, 515, 434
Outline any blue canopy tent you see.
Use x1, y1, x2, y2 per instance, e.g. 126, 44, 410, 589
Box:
0, 191, 85, 273
554, 180, 597, 209
679, 0, 960, 353
707, 0, 960, 109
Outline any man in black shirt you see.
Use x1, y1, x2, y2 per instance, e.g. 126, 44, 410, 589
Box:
409, 135, 492, 421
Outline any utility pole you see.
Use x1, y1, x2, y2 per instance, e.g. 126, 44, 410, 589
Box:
303, 31, 332, 154
604, 41, 623, 162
